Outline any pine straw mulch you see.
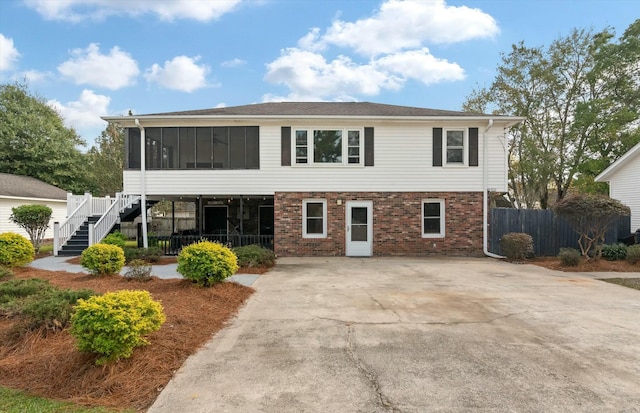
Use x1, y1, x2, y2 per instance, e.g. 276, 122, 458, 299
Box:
0, 267, 255, 411
528, 256, 640, 272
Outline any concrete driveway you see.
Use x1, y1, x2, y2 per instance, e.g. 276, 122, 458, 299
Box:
149, 257, 640, 413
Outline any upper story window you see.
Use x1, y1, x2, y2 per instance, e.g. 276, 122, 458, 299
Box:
445, 129, 466, 165
125, 126, 259, 170
294, 128, 362, 166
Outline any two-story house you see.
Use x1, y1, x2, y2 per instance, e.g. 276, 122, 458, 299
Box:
102, 102, 523, 257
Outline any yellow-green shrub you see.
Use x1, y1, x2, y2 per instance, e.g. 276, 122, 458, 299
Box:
70, 290, 165, 365
0, 232, 35, 267
177, 240, 238, 286
80, 244, 125, 275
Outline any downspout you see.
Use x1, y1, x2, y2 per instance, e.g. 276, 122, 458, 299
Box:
483, 119, 504, 259
135, 118, 149, 248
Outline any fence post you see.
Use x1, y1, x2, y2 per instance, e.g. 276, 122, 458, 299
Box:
88, 223, 94, 246
53, 222, 59, 256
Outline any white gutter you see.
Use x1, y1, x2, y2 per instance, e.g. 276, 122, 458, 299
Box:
483, 119, 504, 259
134, 118, 149, 248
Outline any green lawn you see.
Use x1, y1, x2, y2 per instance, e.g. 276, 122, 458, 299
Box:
0, 387, 132, 413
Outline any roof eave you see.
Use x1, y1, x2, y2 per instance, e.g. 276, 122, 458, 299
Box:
595, 141, 640, 182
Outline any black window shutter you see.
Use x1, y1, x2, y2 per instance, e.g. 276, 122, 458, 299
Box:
433, 128, 443, 167
281, 126, 291, 166
469, 127, 479, 167
364, 127, 374, 166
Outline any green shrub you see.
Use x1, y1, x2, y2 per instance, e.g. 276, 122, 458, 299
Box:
70, 290, 166, 365
124, 246, 162, 264
101, 231, 126, 249
0, 232, 35, 267
232, 244, 276, 268
124, 259, 152, 281
80, 244, 125, 275
177, 241, 238, 286
500, 232, 534, 262
626, 244, 640, 265
9, 204, 52, 253
0, 266, 14, 280
558, 248, 581, 266
601, 243, 627, 261
20, 288, 94, 331
0, 278, 94, 331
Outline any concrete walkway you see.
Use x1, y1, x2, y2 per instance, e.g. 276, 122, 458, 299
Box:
29, 255, 259, 286
148, 257, 640, 413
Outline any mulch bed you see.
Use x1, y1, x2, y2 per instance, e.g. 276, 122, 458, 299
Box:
529, 257, 640, 272
0, 267, 255, 411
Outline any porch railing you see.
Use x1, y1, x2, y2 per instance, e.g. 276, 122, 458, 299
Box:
89, 193, 141, 246
156, 234, 274, 256
54, 193, 91, 256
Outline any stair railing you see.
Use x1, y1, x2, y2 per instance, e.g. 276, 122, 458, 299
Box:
53, 193, 91, 256
89, 193, 141, 246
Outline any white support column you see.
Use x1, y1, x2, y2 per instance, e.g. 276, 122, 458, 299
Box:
135, 118, 149, 248
88, 223, 95, 246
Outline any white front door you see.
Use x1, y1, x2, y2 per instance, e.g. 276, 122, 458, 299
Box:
345, 201, 373, 256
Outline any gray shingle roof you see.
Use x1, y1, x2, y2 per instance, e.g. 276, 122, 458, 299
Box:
0, 173, 67, 200
142, 102, 486, 117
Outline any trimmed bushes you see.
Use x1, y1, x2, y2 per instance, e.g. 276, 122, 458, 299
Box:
500, 232, 534, 262
177, 241, 238, 286
558, 248, 581, 266
0, 232, 35, 267
232, 244, 276, 268
70, 290, 165, 365
101, 231, 126, 249
626, 245, 640, 264
81, 244, 125, 275
601, 243, 627, 261
124, 259, 153, 281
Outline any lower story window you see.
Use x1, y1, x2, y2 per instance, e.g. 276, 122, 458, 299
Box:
422, 199, 445, 238
303, 199, 327, 238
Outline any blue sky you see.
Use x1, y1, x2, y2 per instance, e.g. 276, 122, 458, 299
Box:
0, 0, 637, 148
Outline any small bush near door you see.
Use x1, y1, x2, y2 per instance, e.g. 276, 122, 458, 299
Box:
80, 244, 125, 275
626, 245, 640, 264
177, 241, 238, 286
232, 244, 276, 268
0, 232, 35, 267
500, 232, 534, 262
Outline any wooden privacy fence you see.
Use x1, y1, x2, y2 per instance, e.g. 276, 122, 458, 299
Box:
489, 208, 631, 257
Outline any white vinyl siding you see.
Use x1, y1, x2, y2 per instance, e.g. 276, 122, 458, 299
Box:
0, 197, 67, 239
123, 121, 508, 195
608, 155, 640, 230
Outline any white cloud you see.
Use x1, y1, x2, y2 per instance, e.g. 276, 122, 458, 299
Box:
19, 70, 53, 84
215, 103, 227, 108
24, 0, 242, 22
0, 33, 20, 71
221, 58, 247, 68
144, 56, 209, 92
48, 89, 111, 130
264, 47, 463, 101
375, 48, 465, 85
301, 0, 499, 56
58, 43, 139, 90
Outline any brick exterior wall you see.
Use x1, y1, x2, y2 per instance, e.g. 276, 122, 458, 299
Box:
274, 192, 484, 257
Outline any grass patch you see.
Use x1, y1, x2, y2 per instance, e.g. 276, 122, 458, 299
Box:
123, 240, 137, 248
598, 278, 640, 291
0, 386, 130, 413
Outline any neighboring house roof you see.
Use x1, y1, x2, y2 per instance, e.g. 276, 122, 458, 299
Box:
103, 102, 524, 124
595, 141, 640, 182
0, 173, 67, 200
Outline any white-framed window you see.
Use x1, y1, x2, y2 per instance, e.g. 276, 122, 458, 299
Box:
303, 199, 327, 238
444, 129, 467, 166
422, 199, 445, 238
293, 128, 363, 166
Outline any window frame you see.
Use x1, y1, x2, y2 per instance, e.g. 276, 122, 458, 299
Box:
421, 199, 445, 238
443, 128, 467, 167
302, 199, 327, 238
292, 127, 364, 166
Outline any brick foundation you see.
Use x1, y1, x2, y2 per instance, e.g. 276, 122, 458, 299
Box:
274, 192, 484, 257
